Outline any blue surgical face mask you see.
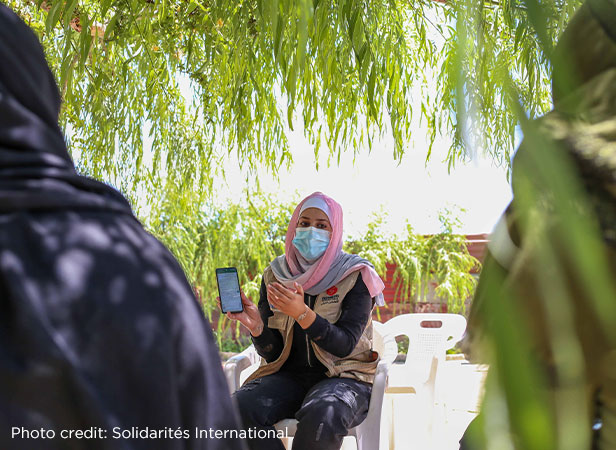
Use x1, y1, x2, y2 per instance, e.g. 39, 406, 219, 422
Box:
292, 227, 331, 261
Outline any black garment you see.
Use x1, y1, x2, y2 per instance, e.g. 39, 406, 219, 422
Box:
0, 6, 245, 450
0, 7, 131, 214
234, 371, 371, 450
251, 273, 373, 372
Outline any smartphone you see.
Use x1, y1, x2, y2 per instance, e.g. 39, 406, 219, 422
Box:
216, 267, 244, 313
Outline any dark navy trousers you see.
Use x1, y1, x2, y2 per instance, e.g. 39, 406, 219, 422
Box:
233, 371, 372, 450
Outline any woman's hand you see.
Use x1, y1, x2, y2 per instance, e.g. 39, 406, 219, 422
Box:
266, 282, 306, 319
217, 291, 264, 337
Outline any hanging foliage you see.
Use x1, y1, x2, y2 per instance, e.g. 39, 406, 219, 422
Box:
7, 0, 581, 215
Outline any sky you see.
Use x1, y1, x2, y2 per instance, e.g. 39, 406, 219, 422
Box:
211, 125, 514, 238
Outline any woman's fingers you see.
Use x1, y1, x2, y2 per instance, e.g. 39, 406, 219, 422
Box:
266, 284, 279, 301
268, 283, 284, 294
268, 283, 293, 301
293, 282, 304, 296
268, 292, 283, 308
267, 290, 287, 309
266, 283, 278, 296
227, 312, 246, 325
240, 291, 253, 305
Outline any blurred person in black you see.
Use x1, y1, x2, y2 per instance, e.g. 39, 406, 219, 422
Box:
0, 5, 245, 450
462, 0, 616, 448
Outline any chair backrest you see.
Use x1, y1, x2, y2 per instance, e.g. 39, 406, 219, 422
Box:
381, 313, 466, 383
373, 321, 398, 366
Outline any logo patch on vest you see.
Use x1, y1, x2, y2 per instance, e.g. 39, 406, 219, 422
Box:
326, 286, 338, 296
320, 294, 340, 305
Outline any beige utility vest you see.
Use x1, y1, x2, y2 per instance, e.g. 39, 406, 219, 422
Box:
245, 266, 379, 385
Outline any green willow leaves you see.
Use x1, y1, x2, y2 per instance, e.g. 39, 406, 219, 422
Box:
9, 0, 580, 217
345, 210, 479, 315
147, 191, 293, 348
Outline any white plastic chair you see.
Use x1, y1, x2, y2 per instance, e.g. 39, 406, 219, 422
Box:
224, 343, 261, 394
224, 321, 397, 450
380, 313, 467, 449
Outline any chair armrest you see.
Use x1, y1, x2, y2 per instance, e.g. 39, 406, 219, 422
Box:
381, 335, 399, 366
367, 359, 390, 417
443, 315, 467, 351
224, 354, 253, 393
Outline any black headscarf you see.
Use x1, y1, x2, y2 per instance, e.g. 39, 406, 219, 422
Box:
0, 6, 245, 449
0, 3, 131, 213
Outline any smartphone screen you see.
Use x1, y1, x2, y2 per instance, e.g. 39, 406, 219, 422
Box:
216, 267, 243, 313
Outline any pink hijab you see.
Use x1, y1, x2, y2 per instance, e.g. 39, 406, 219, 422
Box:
270, 192, 385, 305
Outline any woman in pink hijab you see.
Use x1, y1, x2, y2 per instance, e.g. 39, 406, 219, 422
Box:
225, 192, 385, 450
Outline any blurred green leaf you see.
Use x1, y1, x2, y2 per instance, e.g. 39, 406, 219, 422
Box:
45, 0, 64, 33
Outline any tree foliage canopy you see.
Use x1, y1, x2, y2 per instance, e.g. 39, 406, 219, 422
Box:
8, 0, 581, 216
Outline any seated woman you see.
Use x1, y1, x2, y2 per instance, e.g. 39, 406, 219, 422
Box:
225, 192, 385, 450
